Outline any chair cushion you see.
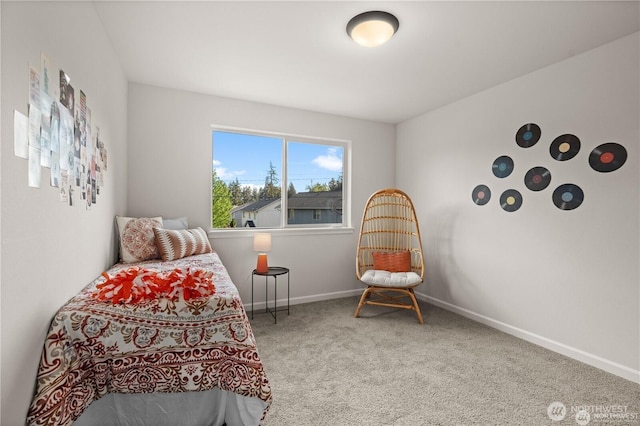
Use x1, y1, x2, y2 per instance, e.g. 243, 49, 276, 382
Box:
360, 270, 422, 288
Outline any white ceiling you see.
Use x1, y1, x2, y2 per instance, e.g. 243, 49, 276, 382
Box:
93, 1, 639, 124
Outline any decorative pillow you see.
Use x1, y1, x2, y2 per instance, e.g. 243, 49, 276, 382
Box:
153, 227, 213, 262
162, 217, 188, 230
116, 216, 163, 263
372, 250, 411, 272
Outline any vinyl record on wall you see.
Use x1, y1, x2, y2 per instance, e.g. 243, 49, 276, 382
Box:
515, 123, 541, 148
549, 134, 581, 161
588, 142, 627, 173
552, 184, 584, 210
472, 184, 491, 205
524, 166, 551, 191
500, 189, 522, 212
492, 155, 514, 178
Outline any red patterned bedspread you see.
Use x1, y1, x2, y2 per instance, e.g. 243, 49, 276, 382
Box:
26, 252, 271, 426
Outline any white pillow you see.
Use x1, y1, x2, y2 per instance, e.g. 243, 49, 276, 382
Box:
116, 216, 163, 263
162, 217, 188, 230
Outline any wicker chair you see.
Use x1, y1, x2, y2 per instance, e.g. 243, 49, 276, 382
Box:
355, 188, 425, 324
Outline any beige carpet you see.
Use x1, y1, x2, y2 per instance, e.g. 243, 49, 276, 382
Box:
249, 297, 639, 425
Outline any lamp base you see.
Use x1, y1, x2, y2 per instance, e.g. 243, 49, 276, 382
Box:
256, 253, 269, 273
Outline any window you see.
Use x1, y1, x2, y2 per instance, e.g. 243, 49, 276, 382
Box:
212, 127, 349, 229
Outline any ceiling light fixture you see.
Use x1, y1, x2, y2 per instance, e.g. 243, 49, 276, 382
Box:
346, 11, 399, 48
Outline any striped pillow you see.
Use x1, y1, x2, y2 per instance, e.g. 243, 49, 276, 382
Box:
153, 227, 212, 261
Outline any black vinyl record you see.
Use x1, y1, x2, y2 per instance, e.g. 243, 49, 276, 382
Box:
472, 184, 491, 206
589, 142, 627, 173
500, 189, 522, 212
550, 134, 580, 161
492, 155, 514, 178
524, 166, 551, 191
516, 123, 541, 148
552, 184, 584, 210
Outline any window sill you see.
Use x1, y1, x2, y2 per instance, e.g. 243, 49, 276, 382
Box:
208, 227, 355, 239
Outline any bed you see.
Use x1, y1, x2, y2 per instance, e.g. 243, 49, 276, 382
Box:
26, 249, 272, 426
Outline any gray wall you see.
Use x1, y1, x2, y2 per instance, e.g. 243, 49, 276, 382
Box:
397, 33, 639, 381
1, 2, 128, 424
127, 82, 396, 308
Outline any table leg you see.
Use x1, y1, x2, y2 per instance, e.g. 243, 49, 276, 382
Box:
287, 271, 290, 315
264, 277, 268, 314
251, 274, 254, 320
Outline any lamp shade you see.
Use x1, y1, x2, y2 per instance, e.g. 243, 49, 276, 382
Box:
347, 11, 399, 48
253, 233, 272, 253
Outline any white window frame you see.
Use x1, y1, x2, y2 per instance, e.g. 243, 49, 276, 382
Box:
210, 124, 352, 235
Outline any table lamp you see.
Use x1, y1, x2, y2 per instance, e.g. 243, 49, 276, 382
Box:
253, 233, 272, 273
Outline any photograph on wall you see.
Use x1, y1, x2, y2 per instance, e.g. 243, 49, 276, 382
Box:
28, 146, 41, 188
102, 148, 108, 173
60, 170, 68, 203
40, 115, 51, 168
68, 184, 75, 207
97, 129, 107, 172
81, 171, 87, 200
59, 127, 69, 172
91, 155, 98, 203
14, 110, 29, 159
50, 101, 60, 154
40, 51, 55, 97
28, 103, 42, 150
81, 145, 86, 169
39, 92, 52, 168
74, 157, 82, 187
81, 108, 95, 163
97, 165, 103, 189
51, 151, 60, 187
73, 103, 81, 158
59, 70, 74, 111
59, 106, 73, 170
67, 149, 75, 179
90, 154, 96, 180
85, 108, 92, 161
86, 173, 93, 209
29, 64, 41, 107
40, 91, 52, 117
79, 90, 87, 147
91, 177, 97, 205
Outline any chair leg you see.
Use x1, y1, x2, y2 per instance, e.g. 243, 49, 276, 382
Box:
355, 287, 424, 324
407, 289, 424, 324
354, 287, 372, 318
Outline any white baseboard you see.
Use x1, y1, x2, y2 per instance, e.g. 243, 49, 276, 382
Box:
248, 288, 362, 312
415, 291, 640, 384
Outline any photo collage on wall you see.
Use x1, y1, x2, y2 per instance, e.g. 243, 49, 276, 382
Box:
472, 123, 627, 212
13, 51, 108, 209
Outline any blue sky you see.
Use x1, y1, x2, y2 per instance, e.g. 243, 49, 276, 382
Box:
212, 131, 343, 191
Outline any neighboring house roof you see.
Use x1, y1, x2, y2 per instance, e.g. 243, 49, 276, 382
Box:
231, 202, 252, 214
288, 191, 342, 210
237, 198, 280, 212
